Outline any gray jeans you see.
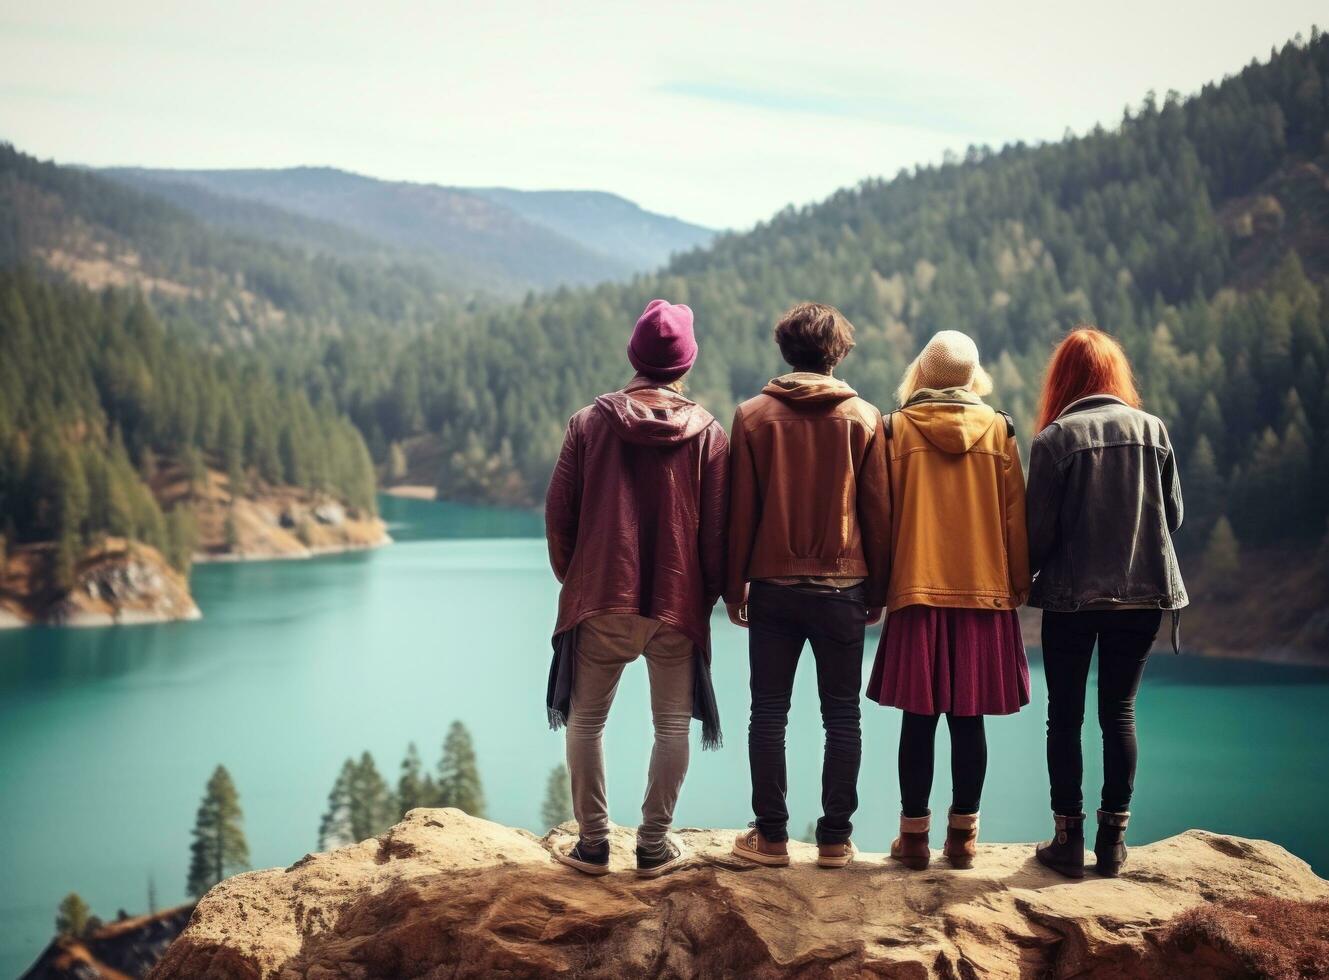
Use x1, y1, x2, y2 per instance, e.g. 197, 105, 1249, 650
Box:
566, 614, 694, 848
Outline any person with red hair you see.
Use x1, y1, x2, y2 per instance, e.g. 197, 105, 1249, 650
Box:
1025, 327, 1188, 880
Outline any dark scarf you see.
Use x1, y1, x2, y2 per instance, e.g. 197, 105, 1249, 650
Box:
546, 627, 723, 750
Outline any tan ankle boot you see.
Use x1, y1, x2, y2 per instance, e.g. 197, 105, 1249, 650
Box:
942, 810, 979, 869
890, 813, 931, 870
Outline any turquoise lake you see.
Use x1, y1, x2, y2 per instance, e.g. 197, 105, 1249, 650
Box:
2, 494, 1327, 976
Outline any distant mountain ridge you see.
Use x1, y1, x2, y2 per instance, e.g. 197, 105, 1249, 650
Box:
101, 166, 714, 289
472, 186, 715, 274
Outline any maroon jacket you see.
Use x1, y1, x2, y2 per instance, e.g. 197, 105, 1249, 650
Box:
545, 380, 729, 745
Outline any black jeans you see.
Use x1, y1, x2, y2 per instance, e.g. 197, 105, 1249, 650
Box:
1042, 609, 1162, 815
898, 712, 987, 818
747, 581, 865, 845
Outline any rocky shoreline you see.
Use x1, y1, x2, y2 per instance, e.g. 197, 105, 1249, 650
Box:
192, 535, 392, 565
0, 540, 200, 629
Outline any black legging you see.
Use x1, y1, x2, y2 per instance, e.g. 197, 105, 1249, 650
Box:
1042, 609, 1162, 815
898, 711, 987, 818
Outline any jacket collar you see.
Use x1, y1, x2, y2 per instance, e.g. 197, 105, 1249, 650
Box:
622, 374, 691, 400
904, 386, 983, 408
1057, 393, 1130, 419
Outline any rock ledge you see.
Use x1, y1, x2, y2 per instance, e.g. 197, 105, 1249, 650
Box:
152, 809, 1329, 979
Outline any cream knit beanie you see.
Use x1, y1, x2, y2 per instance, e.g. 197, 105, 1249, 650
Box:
916, 330, 981, 390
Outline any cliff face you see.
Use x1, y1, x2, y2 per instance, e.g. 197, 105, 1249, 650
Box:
0, 540, 200, 628
152, 808, 1329, 980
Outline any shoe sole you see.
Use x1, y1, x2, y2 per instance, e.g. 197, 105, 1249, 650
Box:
817, 843, 857, 868
1035, 852, 1085, 879
889, 853, 930, 871
944, 854, 974, 870
732, 843, 790, 866
636, 850, 690, 879
553, 850, 612, 876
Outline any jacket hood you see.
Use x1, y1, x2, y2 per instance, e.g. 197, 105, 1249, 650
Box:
761, 372, 858, 405
900, 387, 998, 454
594, 386, 715, 446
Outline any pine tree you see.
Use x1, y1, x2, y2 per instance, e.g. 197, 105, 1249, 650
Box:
1202, 516, 1241, 598
387, 441, 408, 482
220, 405, 246, 499
223, 512, 240, 552
147, 874, 157, 914
540, 763, 572, 828
318, 759, 356, 851
396, 742, 434, 818
186, 765, 249, 898
348, 751, 396, 839
164, 507, 197, 572
185, 446, 208, 496
139, 446, 159, 484
53, 529, 80, 592
1183, 435, 1223, 544
437, 721, 486, 817
55, 892, 91, 937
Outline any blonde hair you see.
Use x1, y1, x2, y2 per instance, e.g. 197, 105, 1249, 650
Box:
630, 370, 688, 393
894, 350, 993, 406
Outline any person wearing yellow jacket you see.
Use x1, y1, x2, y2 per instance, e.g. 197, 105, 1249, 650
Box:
865, 330, 1031, 870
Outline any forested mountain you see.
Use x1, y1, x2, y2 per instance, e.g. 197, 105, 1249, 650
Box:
312, 31, 1329, 568
0, 144, 474, 342
0, 267, 376, 594
101, 167, 714, 288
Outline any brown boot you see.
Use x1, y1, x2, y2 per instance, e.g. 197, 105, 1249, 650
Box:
942, 810, 979, 869
1035, 812, 1086, 879
1094, 810, 1130, 878
890, 813, 931, 870
732, 825, 790, 866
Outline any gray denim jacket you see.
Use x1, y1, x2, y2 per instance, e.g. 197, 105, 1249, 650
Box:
1026, 395, 1188, 614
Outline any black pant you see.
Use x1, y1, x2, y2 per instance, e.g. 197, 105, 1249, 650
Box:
747, 581, 865, 845
1042, 609, 1162, 815
898, 712, 987, 818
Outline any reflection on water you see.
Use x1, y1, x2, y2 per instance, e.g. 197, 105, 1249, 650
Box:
0, 494, 1325, 978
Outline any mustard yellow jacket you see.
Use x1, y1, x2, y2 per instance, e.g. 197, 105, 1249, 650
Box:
884, 389, 1030, 611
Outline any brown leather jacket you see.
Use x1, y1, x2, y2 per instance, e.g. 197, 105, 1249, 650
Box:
545, 380, 730, 649
725, 373, 891, 607
884, 389, 1030, 610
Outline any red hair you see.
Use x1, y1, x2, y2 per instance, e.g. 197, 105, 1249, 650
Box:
1035, 327, 1141, 431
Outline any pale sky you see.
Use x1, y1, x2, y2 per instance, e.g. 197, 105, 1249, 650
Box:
0, 1, 1322, 229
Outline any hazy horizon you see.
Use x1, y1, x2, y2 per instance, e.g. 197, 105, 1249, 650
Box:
3, 2, 1324, 228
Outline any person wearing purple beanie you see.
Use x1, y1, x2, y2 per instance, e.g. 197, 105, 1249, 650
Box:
545, 299, 729, 879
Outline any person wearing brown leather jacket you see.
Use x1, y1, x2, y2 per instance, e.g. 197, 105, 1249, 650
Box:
545, 299, 729, 880
727, 303, 890, 870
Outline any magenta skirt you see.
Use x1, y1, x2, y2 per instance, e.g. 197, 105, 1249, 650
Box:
866, 605, 1030, 716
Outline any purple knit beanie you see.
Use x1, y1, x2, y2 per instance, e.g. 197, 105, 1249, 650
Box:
627, 299, 697, 380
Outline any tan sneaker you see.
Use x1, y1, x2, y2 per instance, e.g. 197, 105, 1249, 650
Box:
732, 825, 790, 866
816, 840, 856, 868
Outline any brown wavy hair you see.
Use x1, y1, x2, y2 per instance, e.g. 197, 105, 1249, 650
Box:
773, 303, 856, 373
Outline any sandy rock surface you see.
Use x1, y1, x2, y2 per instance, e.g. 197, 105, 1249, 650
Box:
152, 808, 1329, 979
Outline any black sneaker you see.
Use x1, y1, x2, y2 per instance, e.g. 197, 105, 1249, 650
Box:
636, 835, 688, 878
554, 837, 611, 876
